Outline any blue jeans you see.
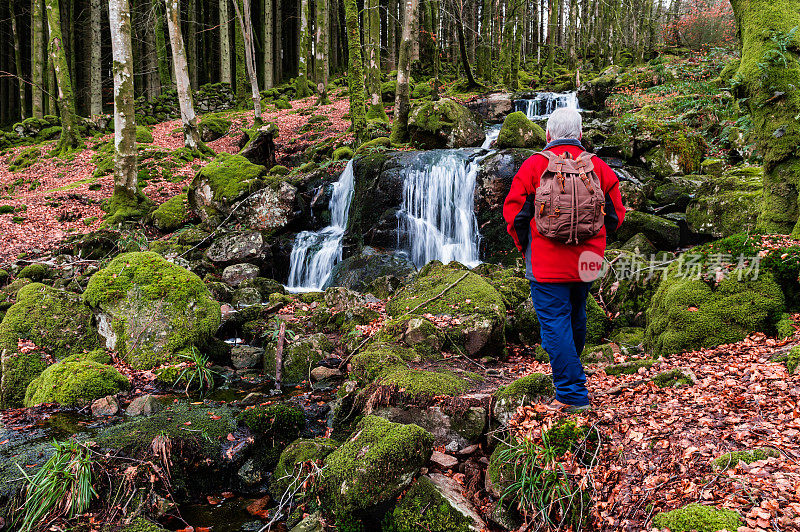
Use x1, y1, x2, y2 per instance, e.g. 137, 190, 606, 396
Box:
530, 281, 592, 406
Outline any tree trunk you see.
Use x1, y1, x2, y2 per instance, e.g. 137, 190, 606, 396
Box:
10, 1, 26, 118
154, 0, 173, 88
188, 0, 198, 89
365, 0, 386, 120
546, 0, 560, 74
295, 0, 311, 97
219, 0, 232, 84
343, 0, 367, 145
45, 0, 81, 154
387, 0, 396, 69
234, 0, 248, 103
232, 0, 264, 124
275, 0, 283, 83
389, 0, 418, 144
108, 0, 148, 222
164, 0, 207, 151
143, 4, 162, 98
730, 0, 800, 234
264, 0, 274, 88
315, 0, 330, 104
88, 0, 103, 115
32, 0, 46, 118
477, 0, 491, 79
453, 0, 478, 88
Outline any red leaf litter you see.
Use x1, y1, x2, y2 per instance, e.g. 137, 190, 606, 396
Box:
0, 91, 353, 266
507, 329, 800, 531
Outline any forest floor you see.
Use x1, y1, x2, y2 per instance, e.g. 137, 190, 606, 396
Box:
0, 91, 352, 265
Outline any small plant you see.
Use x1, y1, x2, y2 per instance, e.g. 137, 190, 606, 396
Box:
174, 347, 218, 397
15, 439, 97, 531
264, 317, 298, 343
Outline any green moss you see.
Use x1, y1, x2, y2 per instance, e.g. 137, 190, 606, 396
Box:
18, 263, 50, 281
270, 164, 290, 175
272, 437, 340, 495
192, 152, 266, 203
581, 343, 615, 363
378, 367, 471, 400
787, 346, 800, 374
264, 333, 331, 385
495, 373, 554, 401
651, 368, 693, 388
495, 111, 546, 149
320, 415, 434, 517
152, 194, 189, 231
486, 442, 513, 493
686, 166, 763, 237
604, 359, 655, 376
198, 114, 232, 141
135, 126, 154, 144
776, 313, 796, 339
83, 252, 221, 368
237, 403, 305, 440
543, 418, 595, 456
0, 283, 100, 408
24, 353, 129, 407
118, 518, 169, 532
349, 341, 414, 383
333, 146, 354, 161
382, 476, 471, 532
651, 503, 742, 532
355, 136, 391, 155
8, 146, 41, 172
713, 448, 780, 470
645, 265, 785, 356
0, 269, 8, 286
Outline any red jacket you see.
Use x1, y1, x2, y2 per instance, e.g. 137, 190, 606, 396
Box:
503, 143, 626, 282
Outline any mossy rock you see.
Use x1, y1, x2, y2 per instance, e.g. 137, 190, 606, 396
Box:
333, 146, 354, 161
237, 403, 306, 443
349, 341, 415, 383
83, 252, 221, 369
272, 437, 340, 496
117, 518, 169, 532
24, 352, 129, 407
319, 415, 434, 518
8, 146, 41, 172
355, 136, 391, 155
274, 98, 292, 109
198, 113, 233, 142
543, 418, 595, 456
377, 367, 474, 401
188, 153, 266, 226
386, 261, 506, 357
492, 373, 554, 425
604, 359, 655, 376
407, 98, 485, 149
651, 503, 742, 532
686, 166, 763, 238
712, 448, 779, 471
0, 283, 100, 408
592, 249, 660, 328
152, 193, 190, 232
787, 346, 800, 374
18, 263, 50, 281
311, 287, 381, 334
645, 263, 784, 356
495, 111, 546, 149
135, 126, 154, 144
615, 211, 680, 250
382, 475, 473, 532
264, 333, 332, 385
270, 164, 290, 175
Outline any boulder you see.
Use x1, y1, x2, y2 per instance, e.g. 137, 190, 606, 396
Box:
272, 438, 340, 496
232, 287, 262, 307
152, 194, 190, 232
594, 249, 660, 327
205, 231, 267, 266
235, 180, 297, 231
464, 92, 514, 121
0, 283, 99, 408
577, 65, 623, 110
383, 474, 486, 532
319, 415, 434, 517
651, 503, 743, 532
311, 287, 381, 333
198, 113, 232, 142
326, 248, 414, 292
83, 252, 221, 369
91, 395, 120, 416
230, 344, 265, 369
493, 373, 554, 425
126, 394, 164, 416
407, 98, 485, 149
386, 261, 506, 357
495, 111, 546, 149
222, 263, 261, 287
24, 352, 128, 407
188, 153, 267, 226
238, 123, 278, 168
645, 265, 784, 356
616, 211, 681, 250
264, 333, 332, 385
373, 405, 486, 449
686, 166, 762, 237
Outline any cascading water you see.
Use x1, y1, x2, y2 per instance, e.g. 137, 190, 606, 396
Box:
516, 91, 580, 120
286, 159, 355, 291
397, 150, 482, 268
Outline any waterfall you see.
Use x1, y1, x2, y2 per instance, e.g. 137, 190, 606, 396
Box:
397, 150, 481, 269
516, 92, 580, 120
286, 159, 355, 292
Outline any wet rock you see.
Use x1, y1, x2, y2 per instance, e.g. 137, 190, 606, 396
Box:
430, 451, 459, 469
240, 392, 270, 406
205, 231, 268, 266
495, 111, 546, 149
373, 405, 486, 449
222, 263, 261, 287
464, 92, 514, 121
326, 247, 414, 292
407, 98, 485, 149
231, 345, 265, 369
91, 395, 119, 416
232, 287, 262, 308
237, 457, 268, 487
84, 252, 221, 369
310, 366, 342, 382
126, 394, 164, 416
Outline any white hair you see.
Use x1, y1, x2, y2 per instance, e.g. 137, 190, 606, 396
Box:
546, 107, 582, 140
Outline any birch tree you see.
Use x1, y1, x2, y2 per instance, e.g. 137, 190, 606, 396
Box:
344, 0, 367, 145
219, 0, 232, 84
389, 0, 418, 144
45, 0, 81, 155
232, 0, 264, 124
164, 0, 209, 152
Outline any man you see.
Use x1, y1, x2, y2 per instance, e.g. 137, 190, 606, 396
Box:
503, 107, 625, 412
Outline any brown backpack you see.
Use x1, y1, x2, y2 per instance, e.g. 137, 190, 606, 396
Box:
534, 150, 604, 245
